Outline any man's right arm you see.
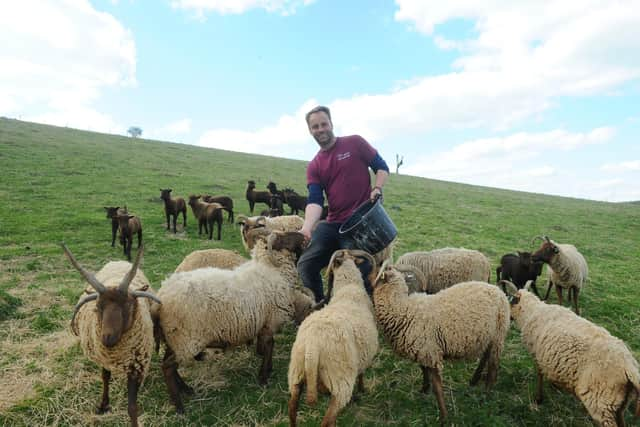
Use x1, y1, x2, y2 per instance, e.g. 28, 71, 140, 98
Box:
300, 203, 323, 241
300, 182, 324, 241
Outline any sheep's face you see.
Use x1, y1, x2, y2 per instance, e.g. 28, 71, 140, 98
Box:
187, 195, 201, 207
247, 180, 256, 190
95, 289, 136, 348
160, 189, 172, 200
531, 241, 559, 263
104, 206, 120, 219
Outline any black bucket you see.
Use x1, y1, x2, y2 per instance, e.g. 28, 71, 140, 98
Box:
339, 197, 397, 254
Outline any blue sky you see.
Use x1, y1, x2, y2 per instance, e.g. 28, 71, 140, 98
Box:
2, 1, 639, 202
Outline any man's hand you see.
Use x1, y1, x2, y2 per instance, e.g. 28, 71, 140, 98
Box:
370, 186, 383, 202
300, 225, 312, 243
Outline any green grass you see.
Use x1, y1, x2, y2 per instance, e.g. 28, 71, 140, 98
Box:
0, 117, 639, 426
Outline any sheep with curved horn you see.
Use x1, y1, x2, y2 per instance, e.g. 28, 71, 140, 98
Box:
63, 243, 160, 427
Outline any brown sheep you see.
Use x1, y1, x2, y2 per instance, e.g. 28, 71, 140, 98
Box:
116, 214, 142, 261
104, 206, 127, 247
188, 195, 224, 240
246, 180, 271, 214
202, 195, 234, 223
159, 189, 187, 233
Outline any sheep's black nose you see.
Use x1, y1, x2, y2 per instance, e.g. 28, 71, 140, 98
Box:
103, 333, 120, 348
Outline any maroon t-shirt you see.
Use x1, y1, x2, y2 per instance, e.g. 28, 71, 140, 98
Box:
307, 135, 378, 223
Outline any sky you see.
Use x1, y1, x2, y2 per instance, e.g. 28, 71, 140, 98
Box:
2, 0, 639, 202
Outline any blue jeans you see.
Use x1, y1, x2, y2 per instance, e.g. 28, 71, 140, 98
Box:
297, 221, 372, 302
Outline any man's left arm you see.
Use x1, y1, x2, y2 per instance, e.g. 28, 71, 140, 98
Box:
369, 153, 390, 201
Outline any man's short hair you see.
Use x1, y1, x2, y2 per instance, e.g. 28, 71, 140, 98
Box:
305, 105, 332, 125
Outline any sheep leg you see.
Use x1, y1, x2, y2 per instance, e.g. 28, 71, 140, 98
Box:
288, 383, 302, 427
258, 332, 274, 385
176, 371, 194, 395
470, 345, 491, 386
162, 346, 185, 414
543, 279, 554, 301
555, 285, 563, 306
165, 212, 171, 230
356, 373, 365, 394
571, 287, 580, 315
96, 368, 111, 414
534, 366, 544, 404
126, 373, 141, 427
182, 210, 187, 227
172, 213, 177, 233
421, 366, 431, 393
530, 280, 541, 298
256, 334, 266, 356
137, 230, 142, 248
216, 218, 221, 240
321, 395, 342, 427
111, 222, 118, 247
429, 368, 448, 420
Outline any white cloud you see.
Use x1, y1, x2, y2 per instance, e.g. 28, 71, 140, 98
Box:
402, 127, 621, 199
600, 160, 640, 172
197, 99, 318, 158
171, 0, 316, 16
0, 0, 135, 133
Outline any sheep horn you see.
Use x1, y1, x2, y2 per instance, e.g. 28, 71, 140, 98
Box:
346, 250, 378, 288
236, 214, 249, 224
70, 293, 99, 335
61, 243, 106, 294
374, 259, 392, 286
118, 243, 144, 294
498, 280, 519, 297
131, 291, 162, 304
524, 280, 534, 293
543, 235, 551, 243
531, 235, 546, 245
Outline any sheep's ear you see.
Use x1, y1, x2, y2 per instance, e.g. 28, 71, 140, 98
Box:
552, 245, 559, 254
524, 280, 534, 292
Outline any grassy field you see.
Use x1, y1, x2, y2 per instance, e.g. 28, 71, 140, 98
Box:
0, 117, 639, 426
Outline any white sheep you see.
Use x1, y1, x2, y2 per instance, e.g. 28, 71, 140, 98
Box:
174, 248, 247, 272
288, 249, 379, 427
237, 214, 304, 252
500, 280, 640, 427
155, 229, 314, 413
63, 243, 161, 427
395, 247, 491, 293
531, 235, 588, 314
372, 264, 510, 421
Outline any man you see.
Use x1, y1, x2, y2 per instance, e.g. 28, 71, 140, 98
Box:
298, 105, 390, 302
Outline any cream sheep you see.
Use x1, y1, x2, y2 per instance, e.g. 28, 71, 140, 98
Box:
237, 214, 304, 252
63, 243, 161, 427
174, 248, 247, 273
531, 235, 588, 314
372, 265, 510, 421
288, 249, 379, 427
500, 280, 640, 427
155, 230, 314, 414
395, 247, 491, 293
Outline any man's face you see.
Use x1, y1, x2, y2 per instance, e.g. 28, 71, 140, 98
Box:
307, 111, 335, 149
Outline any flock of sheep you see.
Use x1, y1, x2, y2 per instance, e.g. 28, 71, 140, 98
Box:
64, 180, 639, 427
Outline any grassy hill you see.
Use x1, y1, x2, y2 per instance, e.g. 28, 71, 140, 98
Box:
0, 117, 638, 426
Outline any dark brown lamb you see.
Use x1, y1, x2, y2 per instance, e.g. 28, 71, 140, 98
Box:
159, 189, 187, 233
104, 206, 127, 247
116, 214, 142, 261
188, 195, 224, 240
202, 195, 234, 223
246, 180, 272, 214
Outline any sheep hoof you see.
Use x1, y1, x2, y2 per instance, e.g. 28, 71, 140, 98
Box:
95, 404, 111, 414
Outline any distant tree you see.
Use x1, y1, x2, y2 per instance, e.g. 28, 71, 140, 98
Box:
127, 126, 142, 138
395, 154, 404, 174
